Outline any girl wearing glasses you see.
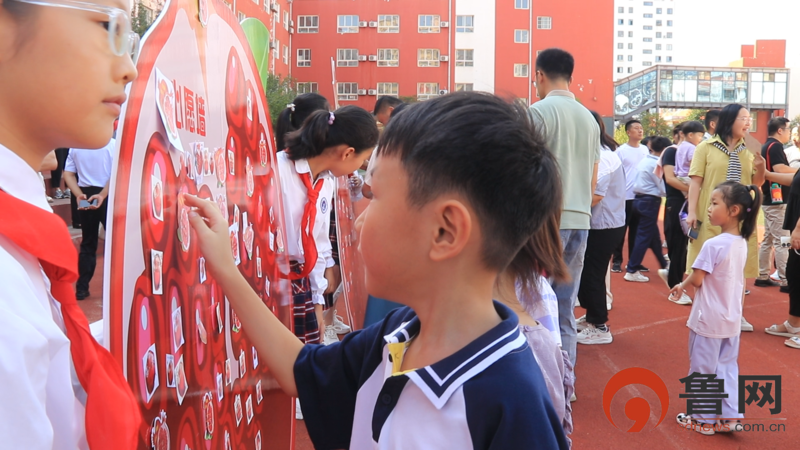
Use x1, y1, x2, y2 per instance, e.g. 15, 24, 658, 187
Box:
0, 0, 137, 448
684, 104, 767, 332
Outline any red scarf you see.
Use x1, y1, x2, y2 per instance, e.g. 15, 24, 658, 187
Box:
289, 171, 324, 279
0, 190, 141, 449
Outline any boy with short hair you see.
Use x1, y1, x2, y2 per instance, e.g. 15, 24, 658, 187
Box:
186, 92, 569, 449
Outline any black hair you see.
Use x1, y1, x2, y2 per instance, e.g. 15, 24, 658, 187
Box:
275, 93, 329, 150
373, 96, 404, 115
641, 136, 653, 148
705, 109, 720, 131
284, 105, 379, 161
768, 117, 790, 136
379, 91, 564, 273
715, 104, 747, 144
682, 121, 705, 135
389, 102, 409, 119
535, 48, 574, 81
625, 119, 641, 132
714, 181, 763, 240
673, 122, 685, 135
649, 136, 671, 153
590, 111, 618, 151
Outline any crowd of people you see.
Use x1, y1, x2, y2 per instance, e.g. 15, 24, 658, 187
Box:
2, 0, 799, 447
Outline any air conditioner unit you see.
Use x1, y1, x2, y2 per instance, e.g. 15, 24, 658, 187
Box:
359, 21, 368, 27
269, 41, 276, 50
439, 55, 449, 62
290, 19, 294, 27
368, 55, 378, 61
358, 55, 367, 61
357, 89, 368, 95
441, 21, 450, 28
270, 2, 278, 12
368, 89, 377, 95
368, 21, 378, 27
289, 27, 294, 34
438, 89, 449, 95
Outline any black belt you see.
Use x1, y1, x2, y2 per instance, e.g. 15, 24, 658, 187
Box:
634, 194, 660, 199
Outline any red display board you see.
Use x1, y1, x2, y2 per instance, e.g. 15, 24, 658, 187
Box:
335, 177, 369, 331
104, 1, 294, 448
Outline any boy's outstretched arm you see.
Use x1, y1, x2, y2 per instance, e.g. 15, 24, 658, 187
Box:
185, 195, 302, 397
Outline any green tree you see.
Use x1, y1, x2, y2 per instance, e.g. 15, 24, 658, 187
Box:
639, 110, 672, 137
685, 109, 707, 124
264, 73, 297, 128
131, 1, 158, 37
790, 114, 800, 131
614, 124, 628, 145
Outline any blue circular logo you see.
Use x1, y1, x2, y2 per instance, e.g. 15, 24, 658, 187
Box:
320, 197, 328, 214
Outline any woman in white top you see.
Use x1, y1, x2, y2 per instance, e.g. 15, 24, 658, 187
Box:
277, 106, 378, 345
0, 0, 138, 447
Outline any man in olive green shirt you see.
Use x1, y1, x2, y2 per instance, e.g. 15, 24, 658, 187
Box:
529, 48, 600, 371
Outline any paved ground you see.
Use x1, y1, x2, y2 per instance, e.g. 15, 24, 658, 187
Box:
79, 225, 797, 449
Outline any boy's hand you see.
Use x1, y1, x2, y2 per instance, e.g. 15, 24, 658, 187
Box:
184, 194, 237, 281
669, 283, 684, 302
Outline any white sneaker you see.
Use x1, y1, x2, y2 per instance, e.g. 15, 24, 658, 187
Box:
323, 325, 340, 345
577, 324, 613, 345
295, 398, 303, 420
331, 310, 351, 334
663, 253, 670, 262
657, 269, 670, 289
624, 271, 650, 283
607, 300, 612, 311
771, 270, 780, 282
741, 317, 754, 332
669, 292, 693, 305
576, 315, 589, 332
570, 393, 577, 402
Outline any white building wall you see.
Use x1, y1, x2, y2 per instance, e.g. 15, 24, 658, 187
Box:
454, 0, 496, 92
613, 0, 676, 80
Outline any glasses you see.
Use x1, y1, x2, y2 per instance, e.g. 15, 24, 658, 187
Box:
736, 116, 753, 123
13, 0, 139, 62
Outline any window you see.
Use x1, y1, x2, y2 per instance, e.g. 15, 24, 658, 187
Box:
656, 8, 662, 14
456, 49, 474, 67
643, 62, 652, 66
628, 31, 634, 37
456, 15, 474, 33
628, 67, 633, 73
618, 31, 624, 37
297, 82, 318, 94
618, 6, 624, 13
418, 49, 440, 67
617, 55, 624, 61
629, 7, 633, 13
618, 19, 624, 25
284, 11, 289, 29
537, 16, 552, 29
238, 11, 245, 21
643, 49, 652, 54
644, 37, 652, 42
274, 11, 279, 25
297, 15, 318, 33
617, 67, 624, 73
273, 39, 279, 59
666, 32, 672, 38
338, 15, 359, 33
644, 1, 653, 5
417, 82, 439, 100
514, 64, 529, 77
628, 43, 633, 49
667, 20, 673, 26
617, 43, 624, 49
656, 56, 662, 62
628, 19, 633, 25
656, 20, 662, 26
644, 13, 653, 18
419, 15, 441, 33
656, 44, 661, 50
666, 44, 673, 51
656, 32, 662, 38
643, 25, 652, 30
514, 30, 529, 43
515, 0, 529, 9
377, 82, 399, 98
337, 83, 359, 101
378, 15, 399, 33
455, 83, 474, 92
283, 45, 288, 64
337, 49, 359, 67
666, 56, 672, 62
223, 0, 232, 10
377, 49, 399, 67
628, 55, 633, 61
667, 8, 673, 14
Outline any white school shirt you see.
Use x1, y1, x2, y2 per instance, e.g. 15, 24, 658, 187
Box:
65, 139, 115, 188
0, 144, 88, 449
616, 143, 649, 200
686, 233, 747, 339
277, 151, 335, 304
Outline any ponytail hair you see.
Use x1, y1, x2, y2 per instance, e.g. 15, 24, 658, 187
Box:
275, 93, 329, 150
284, 105, 379, 161
714, 181, 763, 240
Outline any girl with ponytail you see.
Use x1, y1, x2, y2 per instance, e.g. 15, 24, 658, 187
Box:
274, 93, 329, 150
671, 181, 762, 435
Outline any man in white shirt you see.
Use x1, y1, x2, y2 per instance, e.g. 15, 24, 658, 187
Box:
63, 139, 115, 300
611, 120, 648, 273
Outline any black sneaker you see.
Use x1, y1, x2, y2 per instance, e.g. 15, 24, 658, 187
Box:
636, 265, 650, 273
76, 290, 90, 300
754, 278, 779, 287
780, 285, 790, 294
611, 262, 622, 273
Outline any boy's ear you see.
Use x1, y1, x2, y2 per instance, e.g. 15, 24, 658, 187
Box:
428, 199, 472, 263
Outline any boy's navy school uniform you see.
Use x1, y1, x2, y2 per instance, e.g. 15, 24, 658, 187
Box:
294, 301, 569, 449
